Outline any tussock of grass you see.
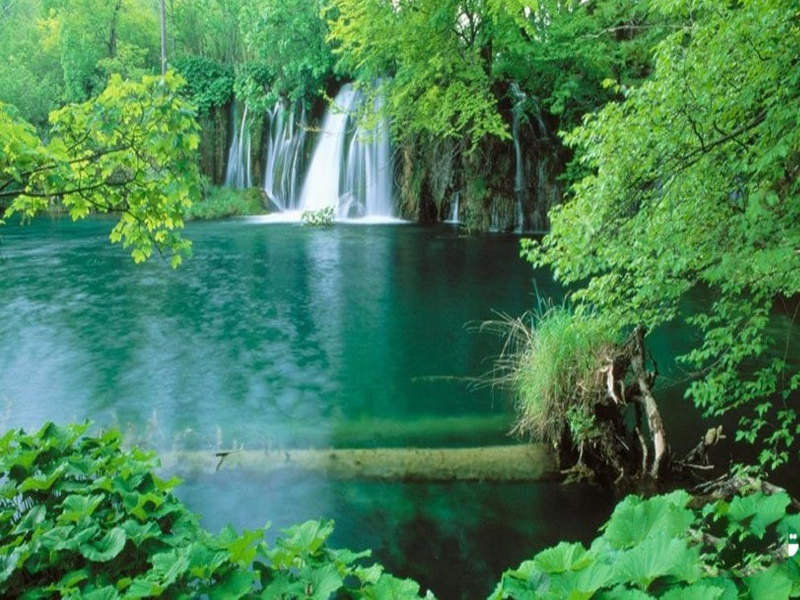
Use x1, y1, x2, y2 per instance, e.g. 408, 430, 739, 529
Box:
480, 305, 616, 445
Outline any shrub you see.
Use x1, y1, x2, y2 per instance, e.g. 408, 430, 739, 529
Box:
185, 185, 265, 220
0, 422, 431, 599
493, 483, 800, 598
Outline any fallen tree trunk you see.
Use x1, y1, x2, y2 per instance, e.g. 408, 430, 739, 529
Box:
159, 444, 559, 482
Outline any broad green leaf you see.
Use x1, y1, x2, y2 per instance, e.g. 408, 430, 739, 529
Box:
727, 491, 790, 538
746, 564, 794, 600
301, 563, 343, 599
208, 569, 256, 600
603, 491, 693, 549
372, 573, 428, 599
612, 532, 700, 590
81, 527, 127, 562
533, 541, 591, 574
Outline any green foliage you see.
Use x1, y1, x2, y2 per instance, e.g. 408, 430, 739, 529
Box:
237, 0, 335, 111
301, 205, 335, 226
0, 1, 65, 128
523, 0, 800, 468
327, 0, 510, 145
494, 0, 670, 133
0, 422, 432, 599
327, 0, 670, 152
43, 0, 160, 103
173, 56, 234, 115
492, 488, 800, 599
3, 72, 201, 267
488, 305, 616, 445
168, 0, 245, 66
186, 185, 265, 220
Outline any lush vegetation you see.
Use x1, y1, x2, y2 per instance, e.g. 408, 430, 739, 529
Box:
523, 0, 800, 472
494, 485, 800, 598
185, 186, 265, 220
3, 424, 797, 598
2, 0, 800, 596
1, 73, 200, 266
0, 422, 432, 599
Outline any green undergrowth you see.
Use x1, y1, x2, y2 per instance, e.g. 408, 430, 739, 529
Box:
185, 185, 266, 220
0, 422, 432, 599
493, 486, 800, 599
2, 422, 798, 598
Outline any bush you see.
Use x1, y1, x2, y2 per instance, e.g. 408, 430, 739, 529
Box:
0, 422, 431, 599
493, 484, 800, 598
301, 205, 335, 226
185, 186, 265, 220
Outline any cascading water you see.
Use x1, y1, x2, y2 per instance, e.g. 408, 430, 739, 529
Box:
225, 103, 252, 189
298, 84, 395, 219
447, 191, 460, 224
299, 87, 359, 214
263, 103, 307, 211
511, 83, 526, 233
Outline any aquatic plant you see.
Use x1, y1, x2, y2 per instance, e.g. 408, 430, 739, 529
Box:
301, 205, 335, 226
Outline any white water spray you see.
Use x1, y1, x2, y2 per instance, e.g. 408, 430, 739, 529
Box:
298, 84, 395, 219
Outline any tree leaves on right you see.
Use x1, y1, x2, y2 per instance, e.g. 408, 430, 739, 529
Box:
523, 0, 800, 471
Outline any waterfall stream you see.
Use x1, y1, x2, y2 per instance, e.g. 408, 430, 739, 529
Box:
224, 103, 252, 189
263, 103, 307, 211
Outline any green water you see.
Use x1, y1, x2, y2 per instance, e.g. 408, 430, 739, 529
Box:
1, 217, 619, 598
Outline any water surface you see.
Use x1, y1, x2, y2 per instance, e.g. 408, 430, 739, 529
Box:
1, 217, 618, 598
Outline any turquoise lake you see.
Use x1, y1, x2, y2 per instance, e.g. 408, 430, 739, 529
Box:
1, 217, 692, 598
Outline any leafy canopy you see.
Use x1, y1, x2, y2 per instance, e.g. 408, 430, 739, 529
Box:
523, 0, 800, 468
237, 0, 335, 111
2, 72, 201, 266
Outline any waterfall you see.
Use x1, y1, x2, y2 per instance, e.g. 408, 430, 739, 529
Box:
511, 83, 526, 233
225, 103, 252, 189
342, 103, 393, 218
299, 84, 395, 219
263, 103, 307, 211
446, 191, 460, 224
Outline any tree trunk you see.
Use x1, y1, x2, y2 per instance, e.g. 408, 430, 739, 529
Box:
629, 325, 668, 478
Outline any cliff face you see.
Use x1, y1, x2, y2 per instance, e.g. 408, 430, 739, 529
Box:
395, 127, 565, 232
197, 107, 230, 186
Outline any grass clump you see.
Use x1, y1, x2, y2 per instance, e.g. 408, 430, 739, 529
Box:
484, 305, 616, 446
185, 185, 265, 220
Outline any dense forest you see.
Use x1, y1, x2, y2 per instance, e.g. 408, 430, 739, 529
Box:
1, 0, 800, 597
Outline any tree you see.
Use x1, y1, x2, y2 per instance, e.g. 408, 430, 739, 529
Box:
327, 0, 513, 144
1, 72, 201, 266
237, 0, 335, 112
0, 0, 65, 128
43, 0, 161, 102
523, 0, 800, 469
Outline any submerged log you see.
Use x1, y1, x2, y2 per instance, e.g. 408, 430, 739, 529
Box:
160, 444, 558, 482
